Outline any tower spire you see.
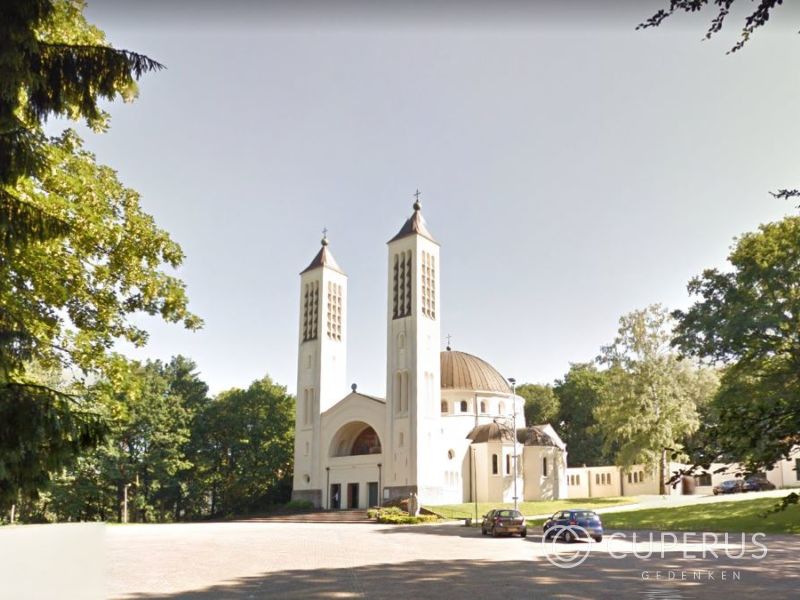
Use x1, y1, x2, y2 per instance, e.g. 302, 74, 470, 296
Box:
301, 229, 344, 274
388, 189, 437, 244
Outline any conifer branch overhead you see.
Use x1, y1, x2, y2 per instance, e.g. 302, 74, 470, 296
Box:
0, 187, 70, 249
638, 0, 788, 53
27, 43, 165, 125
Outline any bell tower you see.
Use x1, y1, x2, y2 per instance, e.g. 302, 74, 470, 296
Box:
291, 232, 347, 508
383, 193, 443, 505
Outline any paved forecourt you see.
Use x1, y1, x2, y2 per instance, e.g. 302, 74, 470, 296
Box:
107, 519, 799, 599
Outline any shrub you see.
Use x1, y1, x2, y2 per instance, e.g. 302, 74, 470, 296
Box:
368, 506, 438, 524
377, 513, 438, 525
284, 499, 314, 511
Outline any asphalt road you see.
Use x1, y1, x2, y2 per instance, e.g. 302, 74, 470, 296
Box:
107, 520, 800, 600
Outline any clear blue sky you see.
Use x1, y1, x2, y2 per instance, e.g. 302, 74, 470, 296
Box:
72, 1, 800, 396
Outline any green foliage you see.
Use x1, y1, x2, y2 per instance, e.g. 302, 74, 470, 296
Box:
0, 1, 197, 512
595, 305, 718, 492
0, 379, 107, 509
192, 376, 295, 517
285, 499, 314, 511
368, 506, 438, 525
552, 364, 610, 466
516, 383, 560, 426
14, 360, 297, 524
0, 0, 162, 190
673, 216, 800, 472
27, 356, 206, 523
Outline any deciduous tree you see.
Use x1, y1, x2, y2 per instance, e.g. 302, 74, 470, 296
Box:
517, 383, 560, 427
596, 305, 718, 493
673, 216, 800, 472
552, 363, 610, 467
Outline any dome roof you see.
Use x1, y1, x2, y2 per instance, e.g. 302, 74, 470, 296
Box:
440, 350, 511, 394
467, 422, 515, 443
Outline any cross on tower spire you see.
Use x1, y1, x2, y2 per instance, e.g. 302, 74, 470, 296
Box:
446, 334, 452, 351
413, 189, 421, 211
321, 227, 328, 246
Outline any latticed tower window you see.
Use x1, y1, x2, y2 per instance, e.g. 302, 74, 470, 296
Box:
326, 281, 342, 341
421, 251, 436, 319
302, 280, 319, 341
392, 250, 413, 319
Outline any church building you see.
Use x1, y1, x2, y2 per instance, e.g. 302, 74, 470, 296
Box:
291, 197, 568, 509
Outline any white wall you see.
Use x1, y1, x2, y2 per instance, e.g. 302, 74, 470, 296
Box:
523, 446, 565, 501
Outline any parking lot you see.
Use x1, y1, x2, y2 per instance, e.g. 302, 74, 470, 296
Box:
106, 519, 800, 599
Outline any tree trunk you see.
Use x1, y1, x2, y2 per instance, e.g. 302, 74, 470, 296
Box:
9, 504, 15, 524
117, 482, 124, 522
659, 448, 668, 495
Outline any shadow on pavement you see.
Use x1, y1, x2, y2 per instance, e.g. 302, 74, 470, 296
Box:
121, 547, 799, 600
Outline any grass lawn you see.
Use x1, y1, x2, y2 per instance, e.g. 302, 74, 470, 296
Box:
527, 496, 800, 534
425, 497, 636, 519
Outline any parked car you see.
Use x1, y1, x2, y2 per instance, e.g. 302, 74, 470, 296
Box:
481, 509, 527, 537
743, 475, 776, 492
713, 479, 745, 495
543, 509, 603, 543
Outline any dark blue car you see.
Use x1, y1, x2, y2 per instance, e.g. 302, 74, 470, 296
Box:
543, 509, 603, 543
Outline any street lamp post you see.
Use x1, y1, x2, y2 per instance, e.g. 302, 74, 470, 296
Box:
377, 463, 382, 507
326, 467, 331, 510
508, 377, 518, 512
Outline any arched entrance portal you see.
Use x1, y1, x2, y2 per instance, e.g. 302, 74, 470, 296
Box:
329, 421, 382, 457
327, 421, 383, 509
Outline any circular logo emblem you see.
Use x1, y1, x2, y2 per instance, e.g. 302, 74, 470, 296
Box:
541, 525, 592, 569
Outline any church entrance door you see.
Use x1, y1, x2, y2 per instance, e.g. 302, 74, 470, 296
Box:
367, 482, 378, 507
330, 484, 341, 510
347, 483, 360, 509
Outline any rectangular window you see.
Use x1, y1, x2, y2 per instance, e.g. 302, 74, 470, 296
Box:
542, 457, 548, 477
795, 458, 800, 481
576, 474, 580, 486
505, 454, 511, 475
492, 454, 498, 475
402, 371, 409, 413
696, 473, 712, 486
595, 473, 600, 485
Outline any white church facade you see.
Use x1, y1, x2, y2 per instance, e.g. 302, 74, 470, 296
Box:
291, 198, 568, 509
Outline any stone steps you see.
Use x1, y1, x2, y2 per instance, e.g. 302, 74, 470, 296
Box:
238, 510, 372, 524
